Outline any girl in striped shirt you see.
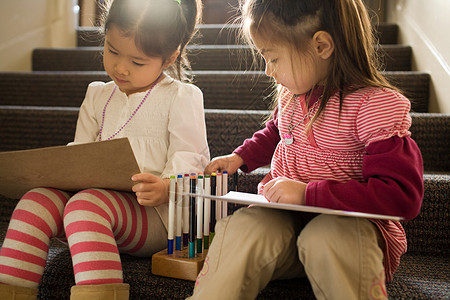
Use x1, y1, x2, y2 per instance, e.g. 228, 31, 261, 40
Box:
191, 0, 423, 299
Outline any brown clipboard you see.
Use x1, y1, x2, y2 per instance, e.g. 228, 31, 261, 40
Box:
0, 138, 141, 199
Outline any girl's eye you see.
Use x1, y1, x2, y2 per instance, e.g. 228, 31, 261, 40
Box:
132, 61, 145, 66
270, 59, 278, 64
108, 49, 118, 55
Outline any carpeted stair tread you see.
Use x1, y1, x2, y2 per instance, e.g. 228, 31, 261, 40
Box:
403, 174, 450, 256
0, 71, 430, 112
0, 106, 79, 151
0, 106, 447, 173
31, 45, 411, 72
77, 23, 399, 47
407, 113, 450, 174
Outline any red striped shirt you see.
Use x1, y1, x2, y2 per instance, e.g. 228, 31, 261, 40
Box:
271, 86, 412, 280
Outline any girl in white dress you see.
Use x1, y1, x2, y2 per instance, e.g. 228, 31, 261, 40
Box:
0, 0, 208, 299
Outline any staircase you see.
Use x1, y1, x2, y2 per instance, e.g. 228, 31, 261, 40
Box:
0, 14, 449, 300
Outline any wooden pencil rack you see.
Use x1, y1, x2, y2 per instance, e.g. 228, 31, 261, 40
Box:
152, 247, 207, 281
151, 172, 232, 281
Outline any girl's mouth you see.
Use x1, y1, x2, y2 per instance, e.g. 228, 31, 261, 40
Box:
115, 76, 128, 84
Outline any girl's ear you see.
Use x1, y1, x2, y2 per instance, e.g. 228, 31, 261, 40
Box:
313, 31, 334, 60
163, 49, 181, 68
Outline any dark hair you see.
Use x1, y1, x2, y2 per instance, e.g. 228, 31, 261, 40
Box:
240, 0, 397, 121
100, 0, 201, 82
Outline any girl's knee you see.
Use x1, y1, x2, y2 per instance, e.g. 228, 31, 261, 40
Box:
67, 188, 107, 202
298, 215, 379, 259
64, 189, 112, 212
12, 188, 69, 238
63, 189, 114, 225
21, 187, 70, 207
226, 207, 298, 247
24, 187, 56, 196
17, 188, 69, 217
298, 215, 354, 255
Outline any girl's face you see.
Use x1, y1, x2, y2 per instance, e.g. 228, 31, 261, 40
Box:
252, 33, 328, 95
103, 25, 165, 95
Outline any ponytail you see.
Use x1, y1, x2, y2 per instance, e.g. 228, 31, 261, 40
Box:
314, 0, 396, 120
175, 0, 202, 82
330, 0, 388, 84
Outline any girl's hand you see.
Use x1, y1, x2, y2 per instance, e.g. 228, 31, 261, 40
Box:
262, 176, 307, 205
131, 173, 169, 207
204, 153, 244, 175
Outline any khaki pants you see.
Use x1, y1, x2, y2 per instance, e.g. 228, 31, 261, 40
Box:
189, 207, 386, 300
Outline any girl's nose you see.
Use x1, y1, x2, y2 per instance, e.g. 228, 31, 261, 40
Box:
114, 63, 129, 76
265, 63, 275, 78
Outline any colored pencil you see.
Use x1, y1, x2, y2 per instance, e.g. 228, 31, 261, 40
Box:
216, 173, 222, 220
189, 174, 196, 258
203, 174, 211, 249
210, 173, 216, 243
182, 173, 189, 247
222, 171, 228, 217
167, 175, 176, 254
196, 174, 204, 253
175, 174, 183, 251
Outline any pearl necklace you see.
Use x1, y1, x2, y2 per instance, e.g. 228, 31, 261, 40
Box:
282, 94, 321, 145
98, 75, 161, 141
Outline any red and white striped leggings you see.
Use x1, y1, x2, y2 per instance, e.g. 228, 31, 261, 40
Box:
0, 188, 167, 288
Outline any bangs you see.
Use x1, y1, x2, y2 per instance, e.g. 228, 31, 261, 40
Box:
105, 0, 183, 60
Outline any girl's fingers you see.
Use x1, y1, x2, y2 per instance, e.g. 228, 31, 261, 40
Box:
204, 161, 222, 174
204, 153, 243, 175
262, 179, 277, 202
131, 172, 159, 183
132, 177, 169, 207
262, 177, 277, 194
131, 173, 160, 192
135, 191, 155, 201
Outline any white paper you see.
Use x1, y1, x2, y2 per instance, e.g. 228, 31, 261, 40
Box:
193, 191, 403, 221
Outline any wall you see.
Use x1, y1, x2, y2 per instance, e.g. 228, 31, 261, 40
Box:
0, 1, 77, 71
386, 0, 450, 113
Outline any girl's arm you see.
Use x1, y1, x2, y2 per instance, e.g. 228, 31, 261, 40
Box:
233, 108, 280, 173
162, 85, 210, 178
73, 82, 105, 143
305, 136, 423, 220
